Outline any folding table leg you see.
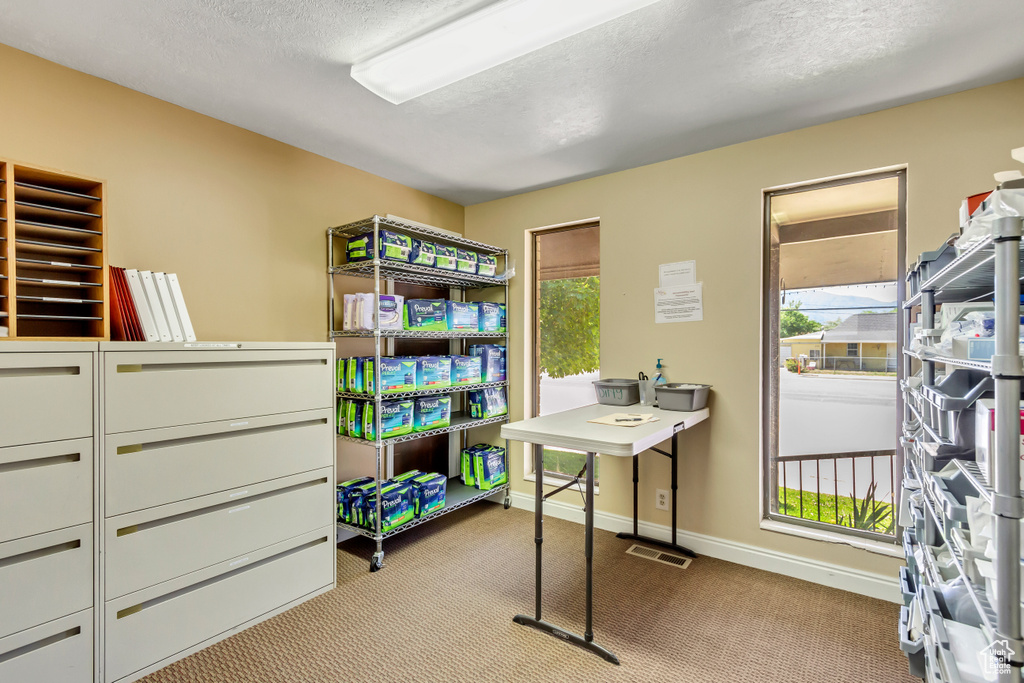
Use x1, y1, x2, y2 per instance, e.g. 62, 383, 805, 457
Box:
514, 448, 619, 664
615, 431, 697, 558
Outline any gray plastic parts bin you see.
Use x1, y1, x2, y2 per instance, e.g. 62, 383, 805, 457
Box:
899, 603, 926, 679
593, 379, 640, 406
917, 242, 957, 283
900, 566, 917, 607
655, 383, 710, 411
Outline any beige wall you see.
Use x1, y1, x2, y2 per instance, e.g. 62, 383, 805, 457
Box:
465, 78, 1024, 578
0, 44, 463, 342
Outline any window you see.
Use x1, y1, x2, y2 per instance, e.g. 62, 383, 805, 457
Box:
762, 170, 905, 542
529, 222, 600, 484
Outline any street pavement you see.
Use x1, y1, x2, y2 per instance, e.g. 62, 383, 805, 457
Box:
779, 368, 897, 503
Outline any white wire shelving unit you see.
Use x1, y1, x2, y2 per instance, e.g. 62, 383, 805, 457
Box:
900, 219, 1024, 682
328, 215, 512, 572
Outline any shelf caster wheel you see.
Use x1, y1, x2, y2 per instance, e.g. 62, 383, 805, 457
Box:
503, 496, 512, 510
370, 552, 384, 573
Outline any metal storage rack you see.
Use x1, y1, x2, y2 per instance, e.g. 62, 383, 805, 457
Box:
328, 215, 512, 572
900, 217, 1024, 682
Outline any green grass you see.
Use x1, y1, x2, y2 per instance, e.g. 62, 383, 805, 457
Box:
543, 448, 599, 483
778, 487, 894, 534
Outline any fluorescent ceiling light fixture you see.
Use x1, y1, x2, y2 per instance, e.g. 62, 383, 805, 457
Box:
350, 0, 663, 104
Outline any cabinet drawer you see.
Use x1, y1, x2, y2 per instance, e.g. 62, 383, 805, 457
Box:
0, 353, 93, 448
0, 438, 93, 543
103, 349, 332, 433
0, 525, 93, 639
104, 409, 332, 516
0, 609, 92, 683
105, 527, 333, 683
105, 469, 332, 599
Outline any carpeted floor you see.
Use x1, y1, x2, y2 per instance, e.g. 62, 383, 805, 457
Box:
141, 503, 914, 683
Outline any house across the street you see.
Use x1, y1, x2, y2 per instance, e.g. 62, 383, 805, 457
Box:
781, 311, 896, 372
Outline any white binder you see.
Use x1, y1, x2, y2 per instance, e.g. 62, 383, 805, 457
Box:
140, 271, 172, 342
166, 273, 196, 341
125, 269, 160, 342
153, 272, 184, 342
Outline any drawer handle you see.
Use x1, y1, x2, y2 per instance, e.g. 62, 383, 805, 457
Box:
114, 536, 329, 620
0, 540, 81, 569
115, 477, 328, 535
228, 505, 251, 514
116, 358, 326, 373
0, 451, 81, 474
0, 366, 81, 378
0, 627, 81, 664
113, 418, 328, 455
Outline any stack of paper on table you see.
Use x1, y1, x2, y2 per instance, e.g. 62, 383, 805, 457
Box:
586, 413, 658, 427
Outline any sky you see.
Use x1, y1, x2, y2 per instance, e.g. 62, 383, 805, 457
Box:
788, 281, 897, 303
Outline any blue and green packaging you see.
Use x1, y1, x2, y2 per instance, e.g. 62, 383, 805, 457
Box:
336, 358, 347, 391
390, 470, 422, 484
435, 244, 457, 270
346, 358, 362, 395
363, 481, 415, 532
416, 356, 452, 389
470, 344, 506, 382
346, 400, 366, 438
478, 303, 506, 333
446, 301, 480, 330
337, 476, 374, 522
411, 473, 447, 517
410, 239, 436, 267
461, 449, 476, 487
346, 229, 412, 263
414, 395, 451, 432
451, 355, 482, 385
347, 479, 379, 526
404, 299, 448, 330
379, 357, 417, 394
477, 253, 497, 277
337, 399, 347, 436
468, 387, 508, 419
456, 249, 478, 274
474, 446, 508, 490
363, 399, 414, 440
364, 357, 376, 394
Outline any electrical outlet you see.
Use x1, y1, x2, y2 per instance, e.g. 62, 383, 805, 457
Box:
655, 489, 669, 510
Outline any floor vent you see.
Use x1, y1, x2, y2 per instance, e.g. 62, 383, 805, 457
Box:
625, 544, 692, 569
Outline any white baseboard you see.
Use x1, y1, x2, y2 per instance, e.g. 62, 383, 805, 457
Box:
501, 490, 900, 603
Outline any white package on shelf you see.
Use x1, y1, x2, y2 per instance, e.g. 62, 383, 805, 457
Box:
956, 189, 1024, 252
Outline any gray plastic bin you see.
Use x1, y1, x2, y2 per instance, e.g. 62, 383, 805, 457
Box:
593, 379, 640, 406
918, 242, 957, 283
899, 603, 926, 679
655, 383, 710, 411
899, 566, 916, 606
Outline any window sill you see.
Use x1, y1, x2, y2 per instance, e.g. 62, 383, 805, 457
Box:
524, 472, 600, 495
759, 519, 903, 558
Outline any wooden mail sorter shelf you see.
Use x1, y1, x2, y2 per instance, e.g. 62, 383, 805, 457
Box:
1, 162, 108, 340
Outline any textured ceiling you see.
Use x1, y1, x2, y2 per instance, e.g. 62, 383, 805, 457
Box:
1, 0, 1024, 205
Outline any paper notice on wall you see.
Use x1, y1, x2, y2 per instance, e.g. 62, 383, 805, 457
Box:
655, 283, 703, 323
658, 261, 696, 288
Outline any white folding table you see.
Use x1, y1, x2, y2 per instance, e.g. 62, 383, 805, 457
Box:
501, 403, 709, 664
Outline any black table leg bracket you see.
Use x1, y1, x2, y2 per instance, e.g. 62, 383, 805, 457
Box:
512, 615, 620, 665
615, 431, 698, 559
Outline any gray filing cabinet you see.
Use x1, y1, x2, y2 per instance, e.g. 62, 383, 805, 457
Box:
0, 342, 98, 683
98, 342, 336, 683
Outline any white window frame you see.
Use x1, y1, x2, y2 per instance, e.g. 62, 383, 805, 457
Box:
522, 218, 601, 494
